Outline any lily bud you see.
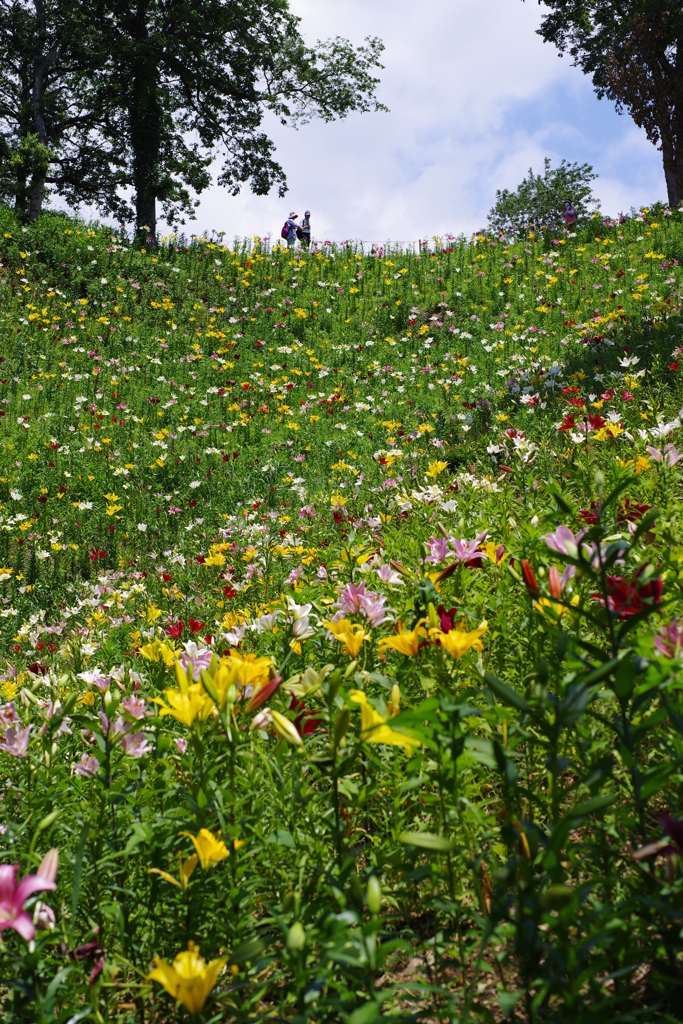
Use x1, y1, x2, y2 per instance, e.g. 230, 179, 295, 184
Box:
38, 848, 59, 883
367, 875, 382, 915
521, 559, 539, 598
390, 684, 401, 713
548, 566, 562, 600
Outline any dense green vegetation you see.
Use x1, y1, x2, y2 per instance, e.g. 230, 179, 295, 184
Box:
1, 202, 683, 1022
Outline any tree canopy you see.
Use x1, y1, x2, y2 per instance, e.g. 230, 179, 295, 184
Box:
533, 0, 683, 207
488, 158, 599, 236
0, 0, 386, 236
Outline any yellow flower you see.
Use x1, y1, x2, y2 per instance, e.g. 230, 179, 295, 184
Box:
635, 455, 651, 475
377, 620, 427, 657
220, 651, 273, 693
324, 619, 369, 658
349, 690, 420, 755
482, 542, 508, 565
151, 668, 214, 727
426, 460, 448, 479
149, 851, 199, 891
180, 828, 240, 868
431, 621, 487, 659
139, 639, 177, 667
147, 942, 227, 1015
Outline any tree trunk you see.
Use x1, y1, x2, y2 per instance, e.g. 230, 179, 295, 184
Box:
664, 163, 681, 209
129, 11, 161, 243
27, 0, 57, 222
28, 175, 45, 221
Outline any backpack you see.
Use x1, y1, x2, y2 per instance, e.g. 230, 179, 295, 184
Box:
281, 221, 289, 240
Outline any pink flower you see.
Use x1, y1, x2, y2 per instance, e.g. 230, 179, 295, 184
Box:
0, 851, 58, 941
375, 564, 404, 585
449, 531, 488, 566
0, 703, 20, 731
655, 618, 683, 659
0, 725, 32, 757
337, 581, 390, 626
75, 753, 100, 776
424, 537, 450, 564
121, 732, 152, 758
174, 737, 188, 755
121, 695, 148, 720
544, 525, 580, 557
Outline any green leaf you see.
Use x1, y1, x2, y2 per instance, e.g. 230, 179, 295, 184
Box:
399, 831, 453, 852
484, 672, 530, 713
71, 822, 90, 924
569, 792, 616, 818
347, 1001, 380, 1024
266, 829, 294, 848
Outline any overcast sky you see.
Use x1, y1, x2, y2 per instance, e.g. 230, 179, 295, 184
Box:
98, 0, 671, 242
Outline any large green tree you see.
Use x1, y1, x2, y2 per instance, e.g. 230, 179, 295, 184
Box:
0, 0, 127, 221
532, 0, 683, 207
0, 0, 385, 236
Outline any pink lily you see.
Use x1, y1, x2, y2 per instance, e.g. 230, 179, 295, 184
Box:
0, 849, 58, 941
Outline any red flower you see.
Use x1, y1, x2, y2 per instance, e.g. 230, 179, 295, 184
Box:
558, 414, 575, 433
223, 585, 237, 599
593, 569, 662, 618
188, 618, 205, 634
27, 662, 47, 676
437, 605, 458, 633
588, 413, 606, 430
578, 503, 599, 525
288, 696, 323, 736
162, 572, 172, 582
165, 620, 184, 639
616, 500, 651, 525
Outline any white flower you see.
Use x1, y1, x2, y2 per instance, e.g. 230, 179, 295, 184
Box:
10, 490, 22, 501
78, 501, 93, 511
189, 480, 201, 489
137, 523, 147, 532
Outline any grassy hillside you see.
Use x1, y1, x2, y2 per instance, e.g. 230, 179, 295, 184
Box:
1, 202, 683, 1022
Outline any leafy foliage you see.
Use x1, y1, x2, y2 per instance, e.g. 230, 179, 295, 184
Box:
488, 157, 599, 235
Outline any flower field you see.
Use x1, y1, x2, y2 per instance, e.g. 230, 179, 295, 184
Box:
1, 202, 683, 1022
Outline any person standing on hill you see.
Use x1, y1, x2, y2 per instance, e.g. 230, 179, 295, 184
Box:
299, 210, 311, 247
285, 211, 299, 248
563, 200, 577, 226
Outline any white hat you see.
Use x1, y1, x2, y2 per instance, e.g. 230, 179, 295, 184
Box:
289, 211, 298, 218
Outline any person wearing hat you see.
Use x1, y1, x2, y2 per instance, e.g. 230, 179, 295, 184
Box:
286, 211, 299, 248
299, 210, 311, 248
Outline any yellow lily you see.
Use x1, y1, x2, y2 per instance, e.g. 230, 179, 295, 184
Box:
139, 638, 177, 667
180, 828, 242, 868
148, 851, 198, 891
220, 651, 273, 692
147, 942, 227, 1014
151, 683, 214, 727
349, 690, 421, 755
324, 618, 369, 658
431, 621, 488, 659
377, 619, 427, 657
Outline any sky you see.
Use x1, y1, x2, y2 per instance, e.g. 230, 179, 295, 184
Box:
73, 0, 669, 243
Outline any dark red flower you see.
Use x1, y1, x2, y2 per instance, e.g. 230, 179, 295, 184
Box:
616, 500, 652, 525
289, 696, 323, 736
578, 503, 600, 525
437, 605, 458, 633
27, 662, 47, 676
593, 568, 662, 618
188, 618, 205, 634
